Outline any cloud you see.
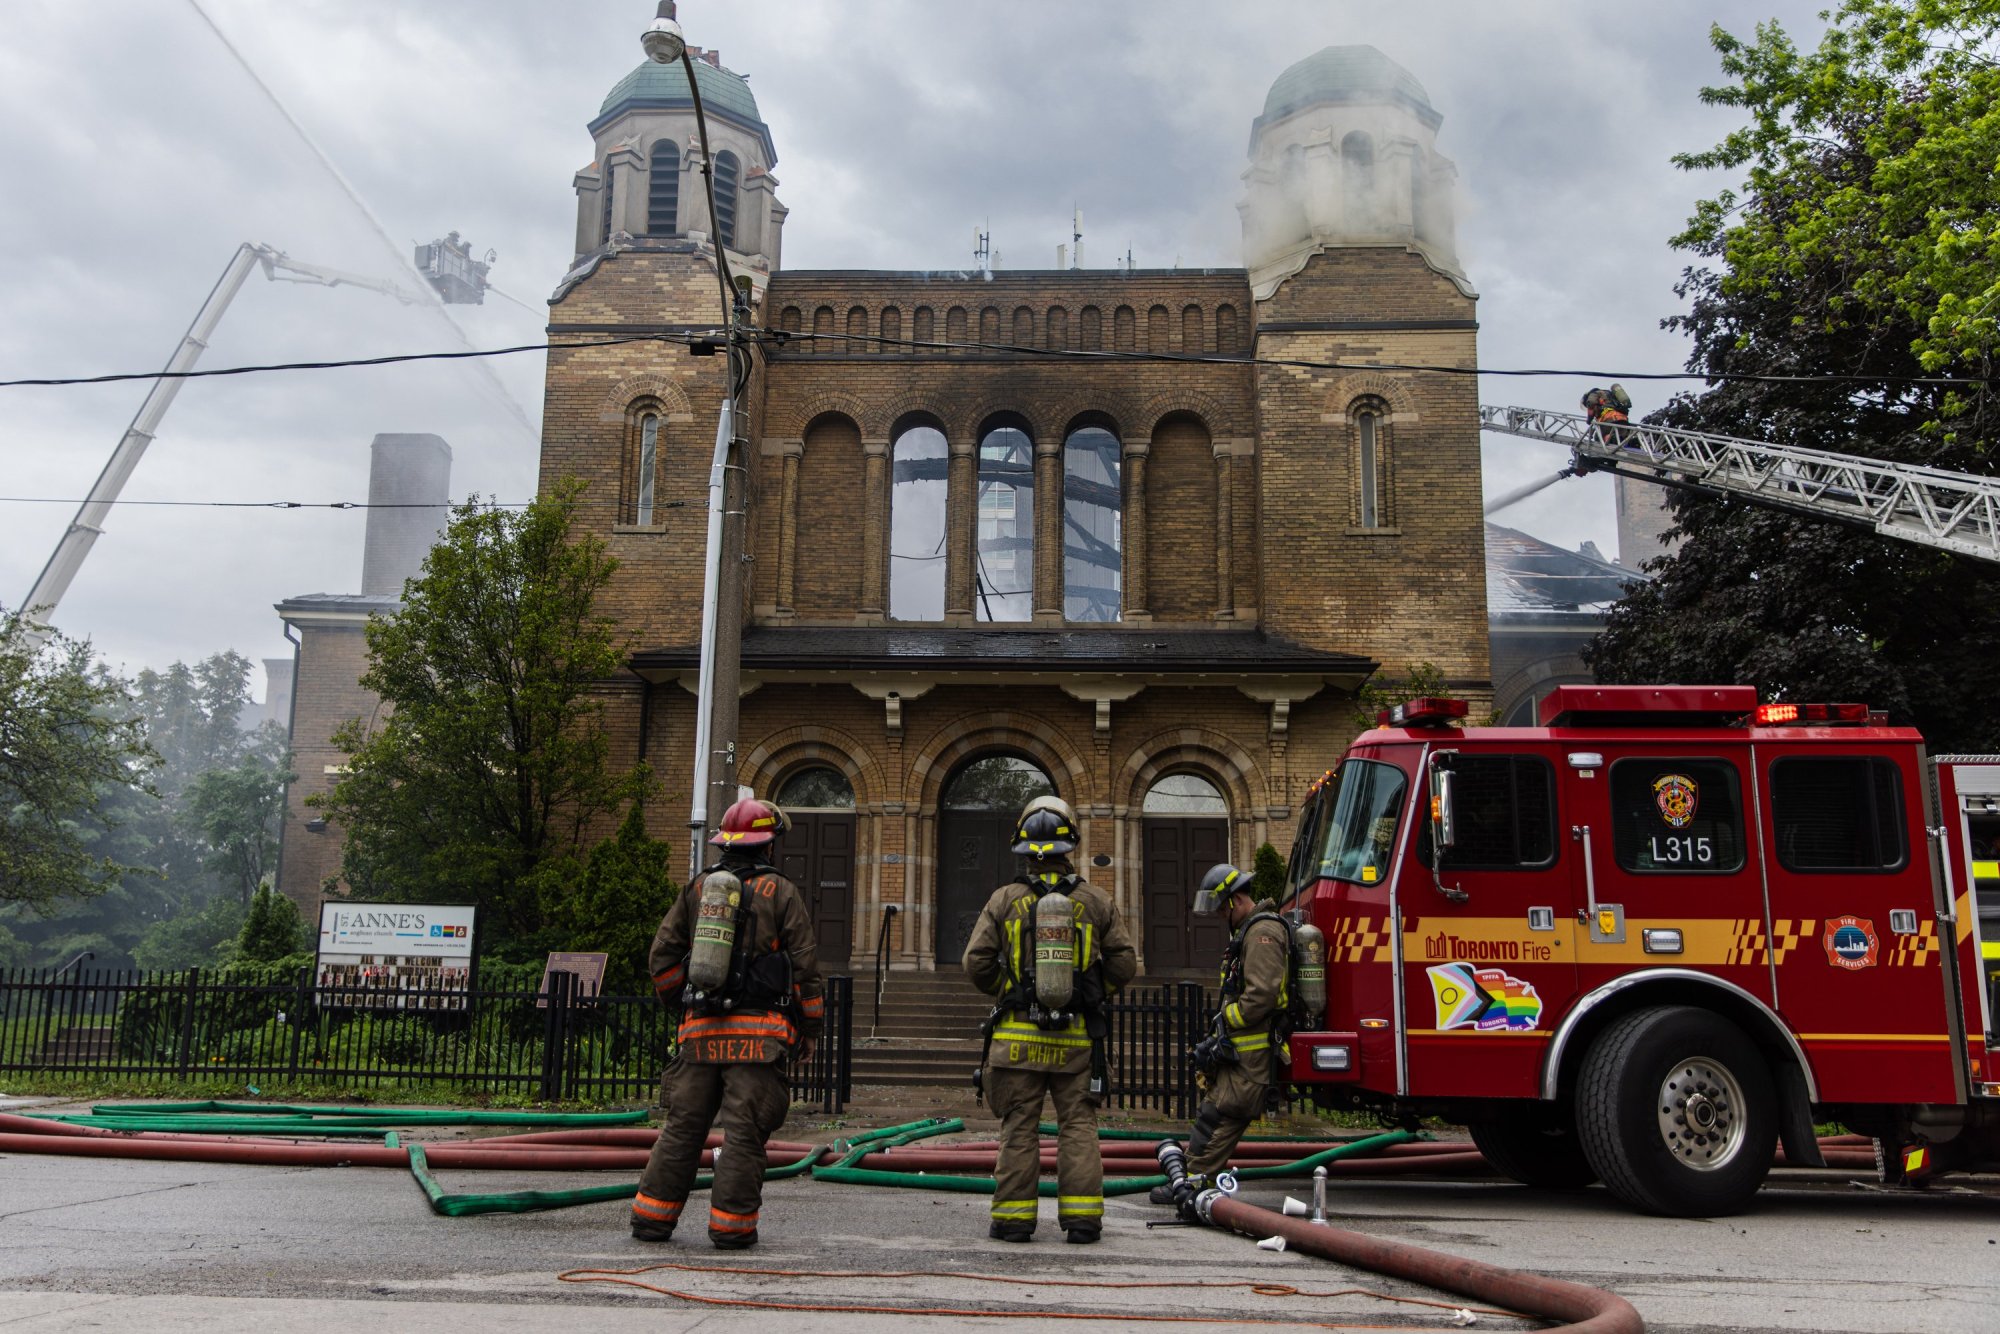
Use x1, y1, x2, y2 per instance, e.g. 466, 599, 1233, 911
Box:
0, 0, 1832, 691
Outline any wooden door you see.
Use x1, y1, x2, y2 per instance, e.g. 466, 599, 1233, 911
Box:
937, 810, 1016, 964
776, 812, 855, 966
1142, 817, 1229, 974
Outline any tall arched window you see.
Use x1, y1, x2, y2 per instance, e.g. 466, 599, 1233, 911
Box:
711, 150, 740, 248
635, 413, 660, 526
1080, 306, 1102, 350
846, 305, 867, 353
1114, 306, 1136, 351
599, 163, 614, 245
913, 306, 934, 346
647, 139, 679, 235
1352, 402, 1391, 529
1147, 304, 1171, 351
1063, 424, 1121, 622
880, 306, 902, 349
1047, 307, 1069, 351
1342, 132, 1375, 231
811, 305, 834, 356
1012, 307, 1035, 346
981, 306, 1001, 344
947, 306, 969, 347
975, 423, 1035, 622
1216, 304, 1239, 354
890, 422, 948, 621
1182, 305, 1205, 354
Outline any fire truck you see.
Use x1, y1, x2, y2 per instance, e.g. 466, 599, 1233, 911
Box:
1282, 684, 2000, 1217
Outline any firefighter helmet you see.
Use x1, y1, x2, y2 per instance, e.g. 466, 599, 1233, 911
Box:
1193, 863, 1250, 916
757, 799, 793, 842
1021, 794, 1079, 830
1012, 806, 1078, 858
710, 797, 781, 848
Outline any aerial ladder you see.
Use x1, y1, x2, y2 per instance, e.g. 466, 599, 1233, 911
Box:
1479, 403, 2000, 565
18, 240, 486, 646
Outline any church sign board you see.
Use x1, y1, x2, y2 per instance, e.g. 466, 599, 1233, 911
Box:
315, 903, 476, 1011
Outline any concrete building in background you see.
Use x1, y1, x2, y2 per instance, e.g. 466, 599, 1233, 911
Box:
273, 433, 450, 911
540, 39, 1490, 975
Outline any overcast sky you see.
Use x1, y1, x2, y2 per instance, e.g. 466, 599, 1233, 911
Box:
0, 0, 1834, 699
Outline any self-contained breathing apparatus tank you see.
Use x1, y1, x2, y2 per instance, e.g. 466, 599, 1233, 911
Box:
1033, 887, 1077, 1011
686, 870, 743, 995
1291, 921, 1327, 1028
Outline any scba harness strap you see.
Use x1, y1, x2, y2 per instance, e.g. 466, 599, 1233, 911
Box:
1215, 911, 1300, 1058
974, 878, 1112, 1101
683, 860, 795, 1018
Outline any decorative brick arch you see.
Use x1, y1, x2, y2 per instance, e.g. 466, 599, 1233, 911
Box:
741, 724, 885, 810
1047, 397, 1131, 443
908, 712, 1092, 811
775, 391, 869, 440
1118, 727, 1265, 816
1322, 372, 1419, 422
598, 372, 694, 422
1135, 390, 1242, 441
959, 404, 1043, 444
871, 392, 956, 442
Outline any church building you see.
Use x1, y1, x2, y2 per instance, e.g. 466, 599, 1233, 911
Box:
539, 38, 1491, 976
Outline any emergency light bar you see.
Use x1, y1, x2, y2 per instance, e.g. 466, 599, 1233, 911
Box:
1378, 697, 1470, 728
1754, 702, 1869, 725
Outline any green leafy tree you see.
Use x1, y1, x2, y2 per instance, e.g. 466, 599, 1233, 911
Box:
318, 483, 652, 941
1586, 1, 2000, 750
0, 607, 152, 911
131, 893, 246, 971
1354, 662, 1452, 729
1249, 841, 1287, 903
184, 731, 293, 907
235, 884, 305, 963
536, 802, 678, 995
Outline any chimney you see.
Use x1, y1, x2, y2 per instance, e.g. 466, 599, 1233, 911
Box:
360, 433, 452, 598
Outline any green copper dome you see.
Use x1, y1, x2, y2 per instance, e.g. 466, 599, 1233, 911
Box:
1257, 46, 1438, 131
596, 57, 764, 129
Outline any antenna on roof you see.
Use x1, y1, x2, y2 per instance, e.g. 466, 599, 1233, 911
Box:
1072, 207, 1083, 269
975, 224, 992, 277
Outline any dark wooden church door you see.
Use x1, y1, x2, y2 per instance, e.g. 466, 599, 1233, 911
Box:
776, 812, 855, 967
1142, 816, 1229, 974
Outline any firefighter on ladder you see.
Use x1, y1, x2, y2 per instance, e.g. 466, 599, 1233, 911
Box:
1581, 384, 1633, 447
964, 796, 1136, 1243
1153, 863, 1292, 1203
633, 798, 823, 1248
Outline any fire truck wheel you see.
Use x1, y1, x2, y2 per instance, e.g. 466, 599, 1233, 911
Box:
1468, 1117, 1598, 1189
1576, 1005, 1777, 1217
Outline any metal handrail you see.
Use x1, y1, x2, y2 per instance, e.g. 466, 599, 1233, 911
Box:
51, 951, 95, 980
871, 905, 899, 1037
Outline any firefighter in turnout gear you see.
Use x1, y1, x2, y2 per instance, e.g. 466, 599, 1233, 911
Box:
963, 803, 1136, 1243
1151, 863, 1292, 1203
632, 798, 823, 1249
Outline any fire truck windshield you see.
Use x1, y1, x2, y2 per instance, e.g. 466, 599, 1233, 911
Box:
1313, 758, 1407, 886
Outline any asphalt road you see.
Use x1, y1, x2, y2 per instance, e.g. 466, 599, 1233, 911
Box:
1, 1118, 1995, 1332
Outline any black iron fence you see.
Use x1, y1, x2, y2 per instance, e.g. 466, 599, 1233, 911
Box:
1102, 981, 1213, 1118
0, 967, 853, 1113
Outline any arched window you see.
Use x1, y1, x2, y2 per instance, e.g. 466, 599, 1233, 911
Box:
1080, 306, 1102, 350
880, 306, 902, 349
947, 306, 969, 347
1063, 424, 1121, 623
1114, 305, 1136, 351
975, 423, 1035, 622
1047, 306, 1069, 351
1142, 772, 1227, 816
777, 766, 854, 810
599, 163, 614, 245
634, 412, 660, 526
1349, 399, 1394, 529
912, 306, 934, 346
980, 306, 1001, 344
711, 150, 740, 249
846, 305, 867, 353
779, 305, 803, 335
943, 755, 1056, 812
1342, 132, 1375, 231
1147, 304, 1171, 351
1182, 305, 1205, 354
1216, 304, 1239, 355
890, 422, 948, 621
1012, 306, 1035, 346
812, 305, 834, 355
647, 139, 679, 235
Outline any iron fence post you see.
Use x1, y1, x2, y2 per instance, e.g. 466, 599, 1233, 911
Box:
174, 968, 201, 1078
540, 968, 574, 1102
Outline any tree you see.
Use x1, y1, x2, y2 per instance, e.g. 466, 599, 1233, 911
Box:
1249, 841, 1287, 902
537, 802, 678, 995
318, 483, 652, 940
184, 730, 293, 907
235, 884, 305, 963
1354, 662, 1452, 729
0, 606, 152, 910
1587, 1, 2000, 751
132, 892, 246, 971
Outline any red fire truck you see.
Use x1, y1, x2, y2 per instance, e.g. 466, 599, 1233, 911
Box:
1282, 684, 2000, 1216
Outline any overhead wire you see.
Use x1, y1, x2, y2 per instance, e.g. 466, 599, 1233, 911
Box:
0, 497, 545, 509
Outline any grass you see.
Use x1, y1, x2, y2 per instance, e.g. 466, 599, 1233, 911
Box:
0, 1073, 656, 1111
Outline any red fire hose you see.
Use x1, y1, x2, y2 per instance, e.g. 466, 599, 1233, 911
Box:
1204, 1194, 1644, 1334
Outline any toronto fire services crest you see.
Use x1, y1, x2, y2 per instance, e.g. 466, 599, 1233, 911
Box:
1652, 774, 1699, 828
1823, 915, 1879, 970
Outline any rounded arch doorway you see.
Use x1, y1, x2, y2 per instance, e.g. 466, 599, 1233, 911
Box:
936, 754, 1056, 962
1141, 772, 1230, 974
774, 766, 856, 966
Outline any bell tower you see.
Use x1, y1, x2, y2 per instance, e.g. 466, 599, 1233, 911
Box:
573, 43, 786, 287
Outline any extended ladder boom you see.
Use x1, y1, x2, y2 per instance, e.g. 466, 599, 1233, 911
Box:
1479, 405, 2000, 565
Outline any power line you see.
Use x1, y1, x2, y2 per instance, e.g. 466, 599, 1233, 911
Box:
0, 496, 541, 509
0, 332, 703, 389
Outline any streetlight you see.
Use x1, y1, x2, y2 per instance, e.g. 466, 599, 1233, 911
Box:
644, 1, 752, 877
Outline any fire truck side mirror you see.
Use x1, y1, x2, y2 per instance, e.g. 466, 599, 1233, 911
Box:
1430, 767, 1458, 851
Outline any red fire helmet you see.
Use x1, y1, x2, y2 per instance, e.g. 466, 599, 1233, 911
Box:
710, 797, 780, 848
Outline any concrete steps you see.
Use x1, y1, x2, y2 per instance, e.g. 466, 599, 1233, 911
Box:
39, 1026, 116, 1065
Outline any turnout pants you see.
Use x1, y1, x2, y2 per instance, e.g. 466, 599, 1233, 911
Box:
633, 1058, 790, 1242
1186, 1046, 1275, 1179
986, 1064, 1102, 1237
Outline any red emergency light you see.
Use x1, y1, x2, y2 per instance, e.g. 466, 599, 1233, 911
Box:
1754, 701, 1870, 725
1378, 697, 1470, 728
